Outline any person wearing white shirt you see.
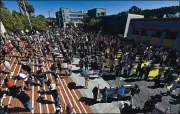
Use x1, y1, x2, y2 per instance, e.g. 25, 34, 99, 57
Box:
3, 59, 13, 76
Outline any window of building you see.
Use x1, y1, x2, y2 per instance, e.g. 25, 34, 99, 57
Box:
97, 13, 100, 17
101, 12, 105, 16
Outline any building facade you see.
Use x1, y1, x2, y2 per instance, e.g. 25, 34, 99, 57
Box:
95, 14, 143, 36
88, 8, 107, 17
56, 7, 85, 28
127, 18, 180, 50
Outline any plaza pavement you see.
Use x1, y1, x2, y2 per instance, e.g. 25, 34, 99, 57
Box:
71, 58, 180, 114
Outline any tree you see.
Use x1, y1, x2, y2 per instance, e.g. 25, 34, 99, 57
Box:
17, 0, 35, 16
12, 11, 24, 32
128, 5, 141, 14
31, 15, 48, 31
0, 0, 5, 8
118, 11, 127, 15
84, 18, 102, 31
0, 8, 16, 32
26, 4, 34, 16
118, 5, 180, 18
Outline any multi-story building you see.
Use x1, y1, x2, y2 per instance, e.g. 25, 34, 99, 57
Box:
127, 18, 180, 50
87, 8, 107, 17
56, 7, 85, 28
93, 13, 144, 37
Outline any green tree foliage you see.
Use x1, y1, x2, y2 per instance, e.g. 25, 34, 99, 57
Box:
118, 5, 180, 18
83, 17, 102, 31
0, 8, 16, 32
128, 6, 141, 14
0, 0, 5, 8
12, 11, 24, 32
26, 3, 35, 16
31, 15, 48, 31
18, 0, 35, 16
0, 7, 48, 32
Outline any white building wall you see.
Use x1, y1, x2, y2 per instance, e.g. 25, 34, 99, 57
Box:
124, 14, 144, 38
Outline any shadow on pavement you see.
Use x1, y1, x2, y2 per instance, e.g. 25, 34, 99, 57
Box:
125, 78, 142, 82
79, 97, 101, 106
8, 107, 29, 113
0, 70, 10, 74
148, 84, 164, 89
72, 70, 80, 73
67, 82, 84, 90
169, 95, 180, 105
36, 96, 54, 104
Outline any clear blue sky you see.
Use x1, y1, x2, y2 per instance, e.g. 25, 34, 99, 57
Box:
3, 1, 179, 18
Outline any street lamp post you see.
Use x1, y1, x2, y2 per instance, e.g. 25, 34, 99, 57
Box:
48, 9, 54, 26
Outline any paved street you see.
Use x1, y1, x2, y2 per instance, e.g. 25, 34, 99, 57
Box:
106, 76, 180, 113
71, 58, 180, 113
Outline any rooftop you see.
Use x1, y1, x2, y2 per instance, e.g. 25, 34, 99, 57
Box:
88, 8, 107, 11
131, 18, 180, 22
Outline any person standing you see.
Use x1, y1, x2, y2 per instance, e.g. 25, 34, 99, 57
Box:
92, 86, 98, 102
67, 62, 72, 76
84, 58, 89, 70
101, 87, 107, 103
83, 69, 89, 89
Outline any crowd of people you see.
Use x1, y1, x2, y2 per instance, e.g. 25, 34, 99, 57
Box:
0, 26, 180, 113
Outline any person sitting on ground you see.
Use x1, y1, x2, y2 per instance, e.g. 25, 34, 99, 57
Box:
117, 85, 125, 101
47, 79, 62, 114
3, 58, 13, 76
21, 61, 32, 80
16, 70, 31, 91
35, 69, 47, 93
50, 63, 58, 81
3, 77, 34, 112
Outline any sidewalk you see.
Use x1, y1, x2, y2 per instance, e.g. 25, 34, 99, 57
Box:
71, 59, 121, 113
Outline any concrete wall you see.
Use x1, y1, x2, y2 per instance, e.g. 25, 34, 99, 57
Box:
96, 9, 107, 17
88, 8, 107, 17
62, 8, 70, 22
124, 14, 144, 37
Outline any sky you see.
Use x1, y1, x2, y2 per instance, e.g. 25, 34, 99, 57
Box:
3, 1, 179, 18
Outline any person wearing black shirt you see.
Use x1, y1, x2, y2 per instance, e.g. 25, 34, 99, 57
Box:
92, 86, 98, 102
50, 63, 58, 81
84, 58, 89, 70
21, 62, 32, 79
16, 91, 33, 112
36, 69, 46, 93
47, 79, 61, 113
79, 59, 84, 70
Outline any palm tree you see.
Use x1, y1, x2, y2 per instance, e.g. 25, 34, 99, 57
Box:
0, 0, 5, 8
17, 0, 35, 16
